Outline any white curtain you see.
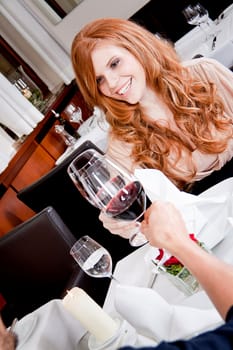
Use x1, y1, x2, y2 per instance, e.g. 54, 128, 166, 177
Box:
0, 0, 74, 92
0, 128, 17, 173
0, 73, 44, 173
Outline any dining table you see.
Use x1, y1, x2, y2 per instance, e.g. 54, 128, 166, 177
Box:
10, 175, 233, 349
174, 3, 233, 68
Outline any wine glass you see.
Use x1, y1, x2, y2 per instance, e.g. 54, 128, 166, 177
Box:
67, 149, 148, 247
70, 235, 117, 281
182, 4, 201, 26
64, 102, 83, 124
182, 3, 215, 41
194, 3, 213, 27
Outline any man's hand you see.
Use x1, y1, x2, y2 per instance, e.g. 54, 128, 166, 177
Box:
0, 317, 17, 350
141, 201, 189, 252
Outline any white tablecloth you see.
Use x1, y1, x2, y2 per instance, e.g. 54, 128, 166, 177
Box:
175, 5, 233, 67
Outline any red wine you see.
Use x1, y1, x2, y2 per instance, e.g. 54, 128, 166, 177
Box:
105, 181, 146, 221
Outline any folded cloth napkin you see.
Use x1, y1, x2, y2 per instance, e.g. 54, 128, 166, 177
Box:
14, 300, 86, 350
114, 284, 223, 342
134, 169, 233, 249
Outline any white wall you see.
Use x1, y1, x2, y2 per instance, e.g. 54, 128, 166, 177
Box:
45, 0, 150, 52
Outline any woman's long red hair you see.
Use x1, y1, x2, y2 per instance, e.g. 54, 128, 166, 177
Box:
71, 18, 232, 188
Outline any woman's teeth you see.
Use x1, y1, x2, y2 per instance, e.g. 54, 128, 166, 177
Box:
118, 79, 131, 95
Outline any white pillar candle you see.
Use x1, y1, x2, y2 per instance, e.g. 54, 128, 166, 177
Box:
62, 287, 119, 343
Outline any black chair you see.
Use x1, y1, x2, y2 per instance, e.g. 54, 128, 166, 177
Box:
187, 157, 233, 195
17, 140, 135, 268
0, 206, 110, 327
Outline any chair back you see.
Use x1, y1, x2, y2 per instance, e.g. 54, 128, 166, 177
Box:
0, 206, 110, 326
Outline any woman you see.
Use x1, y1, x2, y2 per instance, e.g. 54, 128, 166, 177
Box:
71, 18, 233, 237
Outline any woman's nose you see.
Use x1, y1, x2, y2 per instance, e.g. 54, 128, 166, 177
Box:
105, 73, 119, 90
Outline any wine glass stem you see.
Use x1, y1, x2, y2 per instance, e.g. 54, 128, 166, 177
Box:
129, 228, 148, 247
198, 24, 208, 39
110, 275, 120, 283
199, 22, 215, 42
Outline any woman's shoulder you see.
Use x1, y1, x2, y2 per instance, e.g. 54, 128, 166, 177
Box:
182, 56, 228, 71
182, 56, 233, 82
182, 56, 232, 75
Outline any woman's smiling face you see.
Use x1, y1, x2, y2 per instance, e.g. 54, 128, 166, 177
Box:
91, 41, 147, 104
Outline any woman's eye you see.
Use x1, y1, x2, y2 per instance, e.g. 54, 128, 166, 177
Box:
96, 77, 103, 85
110, 58, 120, 68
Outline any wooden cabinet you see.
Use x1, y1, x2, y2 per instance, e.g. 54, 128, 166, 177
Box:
0, 144, 57, 237
0, 188, 34, 237
0, 141, 58, 236
0, 82, 92, 236
0, 139, 63, 237
40, 122, 66, 160
11, 145, 56, 192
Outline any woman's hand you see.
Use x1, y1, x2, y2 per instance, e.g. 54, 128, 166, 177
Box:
99, 211, 140, 239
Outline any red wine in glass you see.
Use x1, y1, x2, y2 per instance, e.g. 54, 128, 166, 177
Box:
105, 181, 146, 221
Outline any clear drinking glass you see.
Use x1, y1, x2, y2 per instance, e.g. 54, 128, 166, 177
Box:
54, 124, 77, 146
67, 149, 148, 247
182, 3, 216, 42
64, 102, 83, 124
70, 235, 117, 281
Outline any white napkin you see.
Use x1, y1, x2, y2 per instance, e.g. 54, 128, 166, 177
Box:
134, 169, 232, 249
78, 106, 108, 136
14, 300, 86, 350
114, 284, 223, 342
194, 177, 233, 248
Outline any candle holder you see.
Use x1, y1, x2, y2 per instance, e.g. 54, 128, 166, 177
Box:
88, 319, 137, 350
